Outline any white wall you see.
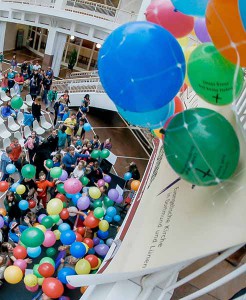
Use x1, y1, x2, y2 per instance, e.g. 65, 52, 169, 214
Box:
4, 22, 17, 51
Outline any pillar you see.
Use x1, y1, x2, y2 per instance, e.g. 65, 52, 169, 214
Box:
42, 28, 67, 77
54, 0, 67, 10
0, 21, 7, 53
136, 0, 152, 21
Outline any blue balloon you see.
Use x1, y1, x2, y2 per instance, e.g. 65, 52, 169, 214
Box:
83, 123, 92, 132
10, 181, 20, 192
106, 207, 117, 218
70, 241, 86, 258
58, 223, 71, 232
99, 239, 105, 244
171, 0, 208, 16
72, 193, 82, 205
6, 164, 16, 174
113, 215, 121, 222
104, 215, 113, 223
106, 238, 114, 247
60, 230, 76, 245
98, 21, 185, 113
27, 246, 41, 258
124, 172, 132, 181
88, 248, 95, 255
97, 230, 109, 240
58, 267, 76, 284
66, 193, 73, 199
117, 100, 175, 129
239, 0, 246, 31
19, 200, 29, 210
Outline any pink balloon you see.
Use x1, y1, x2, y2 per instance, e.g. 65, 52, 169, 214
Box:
145, 0, 194, 38
43, 230, 56, 247
97, 179, 105, 187
66, 283, 76, 290
64, 178, 82, 194
25, 284, 39, 292
14, 259, 27, 271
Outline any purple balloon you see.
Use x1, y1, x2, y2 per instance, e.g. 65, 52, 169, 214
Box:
194, 18, 211, 43
108, 189, 119, 201
103, 175, 111, 183
93, 237, 100, 246
94, 244, 109, 256
59, 297, 70, 300
38, 214, 46, 223
97, 179, 105, 187
77, 196, 90, 210
114, 194, 123, 204
0, 217, 4, 228
59, 170, 68, 181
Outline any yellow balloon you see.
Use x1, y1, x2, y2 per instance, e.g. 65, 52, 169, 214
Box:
16, 184, 26, 195
35, 224, 47, 233
47, 198, 63, 215
89, 187, 101, 200
54, 229, 61, 240
91, 258, 101, 271
4, 266, 23, 284
37, 277, 44, 285
24, 274, 38, 287
82, 242, 89, 253
105, 183, 109, 188
178, 36, 189, 48
99, 220, 109, 232
151, 128, 163, 139
75, 259, 91, 275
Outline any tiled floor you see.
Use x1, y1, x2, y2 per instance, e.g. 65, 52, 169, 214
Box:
2, 48, 245, 300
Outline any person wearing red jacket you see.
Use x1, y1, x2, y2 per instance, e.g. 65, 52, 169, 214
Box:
36, 171, 55, 209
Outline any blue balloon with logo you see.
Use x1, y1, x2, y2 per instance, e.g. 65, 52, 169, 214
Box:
239, 0, 246, 31
58, 267, 76, 284
117, 100, 174, 129
98, 21, 185, 113
27, 246, 41, 258
19, 200, 29, 210
83, 123, 92, 132
171, 0, 209, 16
97, 230, 109, 240
6, 164, 16, 174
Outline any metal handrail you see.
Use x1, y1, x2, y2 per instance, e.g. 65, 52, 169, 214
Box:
69, 70, 98, 78
1, 0, 55, 7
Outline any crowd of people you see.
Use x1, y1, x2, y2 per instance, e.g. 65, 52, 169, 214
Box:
0, 55, 141, 299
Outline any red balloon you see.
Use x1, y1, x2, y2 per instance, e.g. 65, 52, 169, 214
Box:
180, 82, 188, 93
145, 0, 194, 38
38, 263, 55, 278
0, 181, 9, 192
28, 199, 36, 209
42, 278, 64, 298
84, 212, 100, 229
75, 232, 83, 242
174, 96, 184, 114
56, 193, 66, 202
77, 227, 85, 236
59, 208, 70, 220
13, 245, 27, 259
85, 254, 99, 269
83, 238, 94, 249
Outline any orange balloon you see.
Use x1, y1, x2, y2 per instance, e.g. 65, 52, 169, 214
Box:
0, 208, 7, 216
131, 180, 141, 191
80, 286, 88, 294
152, 128, 163, 139
174, 96, 184, 114
206, 0, 246, 66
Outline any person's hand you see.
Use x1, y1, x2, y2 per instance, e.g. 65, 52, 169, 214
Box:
60, 258, 65, 263
44, 160, 46, 165
24, 216, 30, 224
37, 188, 43, 192
71, 165, 75, 168
25, 258, 32, 264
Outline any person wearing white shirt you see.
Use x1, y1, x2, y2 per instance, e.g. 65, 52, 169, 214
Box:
71, 161, 86, 179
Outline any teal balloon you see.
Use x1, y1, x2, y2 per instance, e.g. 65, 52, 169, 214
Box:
46, 159, 54, 168
33, 264, 43, 278
41, 216, 54, 229
171, 0, 209, 16
11, 96, 23, 109
20, 228, 45, 247
57, 183, 65, 194
117, 100, 174, 129
46, 247, 57, 257
50, 167, 62, 179
21, 164, 36, 179
27, 246, 41, 258
100, 149, 110, 159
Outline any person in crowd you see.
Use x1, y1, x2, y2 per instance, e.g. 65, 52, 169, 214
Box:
9, 137, 22, 167
75, 135, 83, 148
46, 66, 54, 78
4, 191, 22, 224
42, 75, 52, 109
7, 68, 16, 89
53, 99, 61, 126
1, 101, 16, 118
33, 61, 41, 71
10, 55, 17, 71
27, 61, 34, 77
46, 129, 58, 153
89, 161, 104, 186
62, 146, 89, 175
62, 106, 70, 121
0, 51, 4, 70
30, 74, 39, 101
23, 107, 34, 127
57, 125, 67, 150
47, 86, 58, 112
90, 134, 100, 149
21, 60, 28, 73
77, 101, 89, 120
32, 97, 42, 122
59, 89, 70, 106
1, 73, 8, 92
15, 151, 28, 177
100, 138, 112, 151
83, 94, 90, 107
57, 101, 65, 122
71, 160, 86, 179
8, 222, 28, 244
14, 72, 24, 93
74, 117, 86, 140
36, 171, 55, 209
128, 162, 140, 180
64, 112, 77, 146
20, 177, 37, 201
33, 141, 52, 177
24, 131, 40, 164
0, 146, 13, 181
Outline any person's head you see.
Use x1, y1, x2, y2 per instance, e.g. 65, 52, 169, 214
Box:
77, 161, 84, 170
105, 138, 111, 144
76, 135, 81, 141
64, 90, 68, 94
6, 146, 13, 155
79, 118, 85, 125
52, 86, 57, 91
94, 161, 99, 169
70, 112, 76, 120
72, 137, 77, 145
6, 191, 15, 202
10, 222, 19, 233
19, 151, 26, 160
68, 146, 75, 156
12, 137, 19, 146
35, 61, 39, 66
64, 107, 69, 113
51, 129, 57, 137
12, 55, 16, 59
87, 142, 92, 150
39, 171, 46, 181
31, 131, 37, 138
84, 94, 90, 100
61, 125, 66, 133
48, 66, 52, 70
53, 154, 61, 163
9, 68, 13, 73
1, 242, 14, 252
27, 107, 32, 113
85, 167, 91, 175
99, 184, 108, 194
93, 135, 99, 142
26, 211, 36, 224
16, 73, 20, 77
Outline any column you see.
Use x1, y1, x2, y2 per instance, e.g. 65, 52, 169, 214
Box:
42, 28, 67, 77
136, 0, 152, 21
0, 21, 7, 53
54, 0, 67, 10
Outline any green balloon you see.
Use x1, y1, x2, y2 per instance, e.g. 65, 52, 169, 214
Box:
91, 149, 101, 159
93, 199, 103, 208
50, 167, 62, 179
100, 149, 110, 159
164, 108, 240, 186
33, 264, 43, 278
21, 164, 36, 179
188, 44, 244, 105
20, 227, 45, 247
94, 207, 104, 219
41, 216, 54, 229
80, 176, 89, 186
46, 247, 57, 257
11, 96, 23, 109
50, 215, 60, 223
57, 183, 65, 194
63, 202, 67, 208
19, 241, 27, 248
103, 196, 114, 208
46, 159, 54, 168
40, 257, 55, 267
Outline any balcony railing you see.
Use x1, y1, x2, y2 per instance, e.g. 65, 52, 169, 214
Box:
1, 0, 56, 7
